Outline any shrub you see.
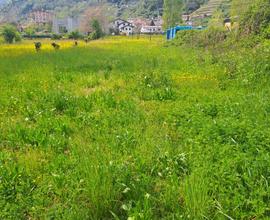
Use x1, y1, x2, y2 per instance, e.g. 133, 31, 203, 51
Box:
239, 0, 270, 36
68, 30, 82, 40
51, 33, 62, 40
175, 27, 228, 47
1, 25, 21, 44
90, 19, 103, 40
174, 30, 198, 46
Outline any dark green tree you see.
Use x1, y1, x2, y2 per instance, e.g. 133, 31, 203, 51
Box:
90, 19, 103, 40
1, 25, 21, 44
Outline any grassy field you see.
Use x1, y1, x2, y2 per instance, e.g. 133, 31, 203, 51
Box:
0, 37, 270, 219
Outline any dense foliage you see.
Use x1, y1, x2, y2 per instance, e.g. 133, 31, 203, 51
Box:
0, 25, 21, 43
90, 19, 104, 40
0, 0, 210, 21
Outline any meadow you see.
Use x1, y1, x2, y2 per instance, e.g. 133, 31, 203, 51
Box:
0, 36, 270, 219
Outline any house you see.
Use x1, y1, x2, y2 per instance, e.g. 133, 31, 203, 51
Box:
113, 19, 126, 28
29, 10, 53, 25
153, 16, 163, 27
140, 20, 163, 34
182, 14, 190, 22
119, 23, 134, 36
111, 19, 134, 35
141, 26, 163, 34
52, 17, 80, 34
128, 18, 148, 33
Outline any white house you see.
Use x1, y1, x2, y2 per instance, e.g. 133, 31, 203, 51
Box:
119, 23, 134, 35
141, 25, 163, 34
113, 19, 126, 28
140, 20, 163, 34
112, 19, 134, 36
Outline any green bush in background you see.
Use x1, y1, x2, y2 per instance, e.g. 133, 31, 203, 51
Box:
1, 25, 21, 44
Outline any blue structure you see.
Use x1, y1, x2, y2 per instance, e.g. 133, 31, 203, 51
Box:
166, 26, 204, 40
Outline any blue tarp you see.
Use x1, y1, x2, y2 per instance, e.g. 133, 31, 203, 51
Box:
167, 26, 204, 40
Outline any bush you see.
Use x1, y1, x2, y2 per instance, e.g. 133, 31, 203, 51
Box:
68, 30, 82, 40
175, 27, 228, 47
262, 24, 270, 39
1, 25, 21, 44
174, 30, 198, 46
51, 33, 62, 40
90, 20, 104, 40
239, 0, 270, 36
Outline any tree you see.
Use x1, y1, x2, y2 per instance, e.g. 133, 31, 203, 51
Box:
69, 30, 81, 40
90, 19, 103, 40
1, 25, 21, 44
163, 0, 183, 29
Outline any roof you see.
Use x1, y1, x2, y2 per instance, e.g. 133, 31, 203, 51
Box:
150, 20, 155, 26
128, 18, 148, 27
118, 20, 132, 26
120, 23, 134, 29
113, 18, 130, 24
142, 25, 162, 28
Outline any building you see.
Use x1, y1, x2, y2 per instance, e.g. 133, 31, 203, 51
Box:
140, 20, 163, 34
29, 10, 53, 24
182, 14, 190, 22
153, 16, 163, 27
113, 19, 127, 28
141, 25, 163, 34
119, 23, 134, 36
128, 18, 148, 33
111, 19, 134, 35
52, 17, 80, 34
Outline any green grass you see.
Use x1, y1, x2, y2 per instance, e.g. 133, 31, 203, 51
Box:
0, 37, 270, 219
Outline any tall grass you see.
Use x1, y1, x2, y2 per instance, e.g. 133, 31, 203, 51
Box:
0, 36, 269, 219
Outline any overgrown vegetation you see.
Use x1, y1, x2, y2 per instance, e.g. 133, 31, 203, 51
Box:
0, 25, 21, 43
90, 19, 104, 40
0, 0, 269, 219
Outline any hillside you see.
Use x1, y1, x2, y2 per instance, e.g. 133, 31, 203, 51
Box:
0, 0, 213, 24
0, 0, 163, 23
189, 0, 231, 25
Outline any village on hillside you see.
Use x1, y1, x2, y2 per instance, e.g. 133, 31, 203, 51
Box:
7, 9, 164, 37
0, 0, 232, 40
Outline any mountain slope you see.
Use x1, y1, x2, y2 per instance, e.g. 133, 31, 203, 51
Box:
0, 0, 163, 23
0, 0, 213, 24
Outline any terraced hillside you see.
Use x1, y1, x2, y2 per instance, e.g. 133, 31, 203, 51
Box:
190, 0, 230, 20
